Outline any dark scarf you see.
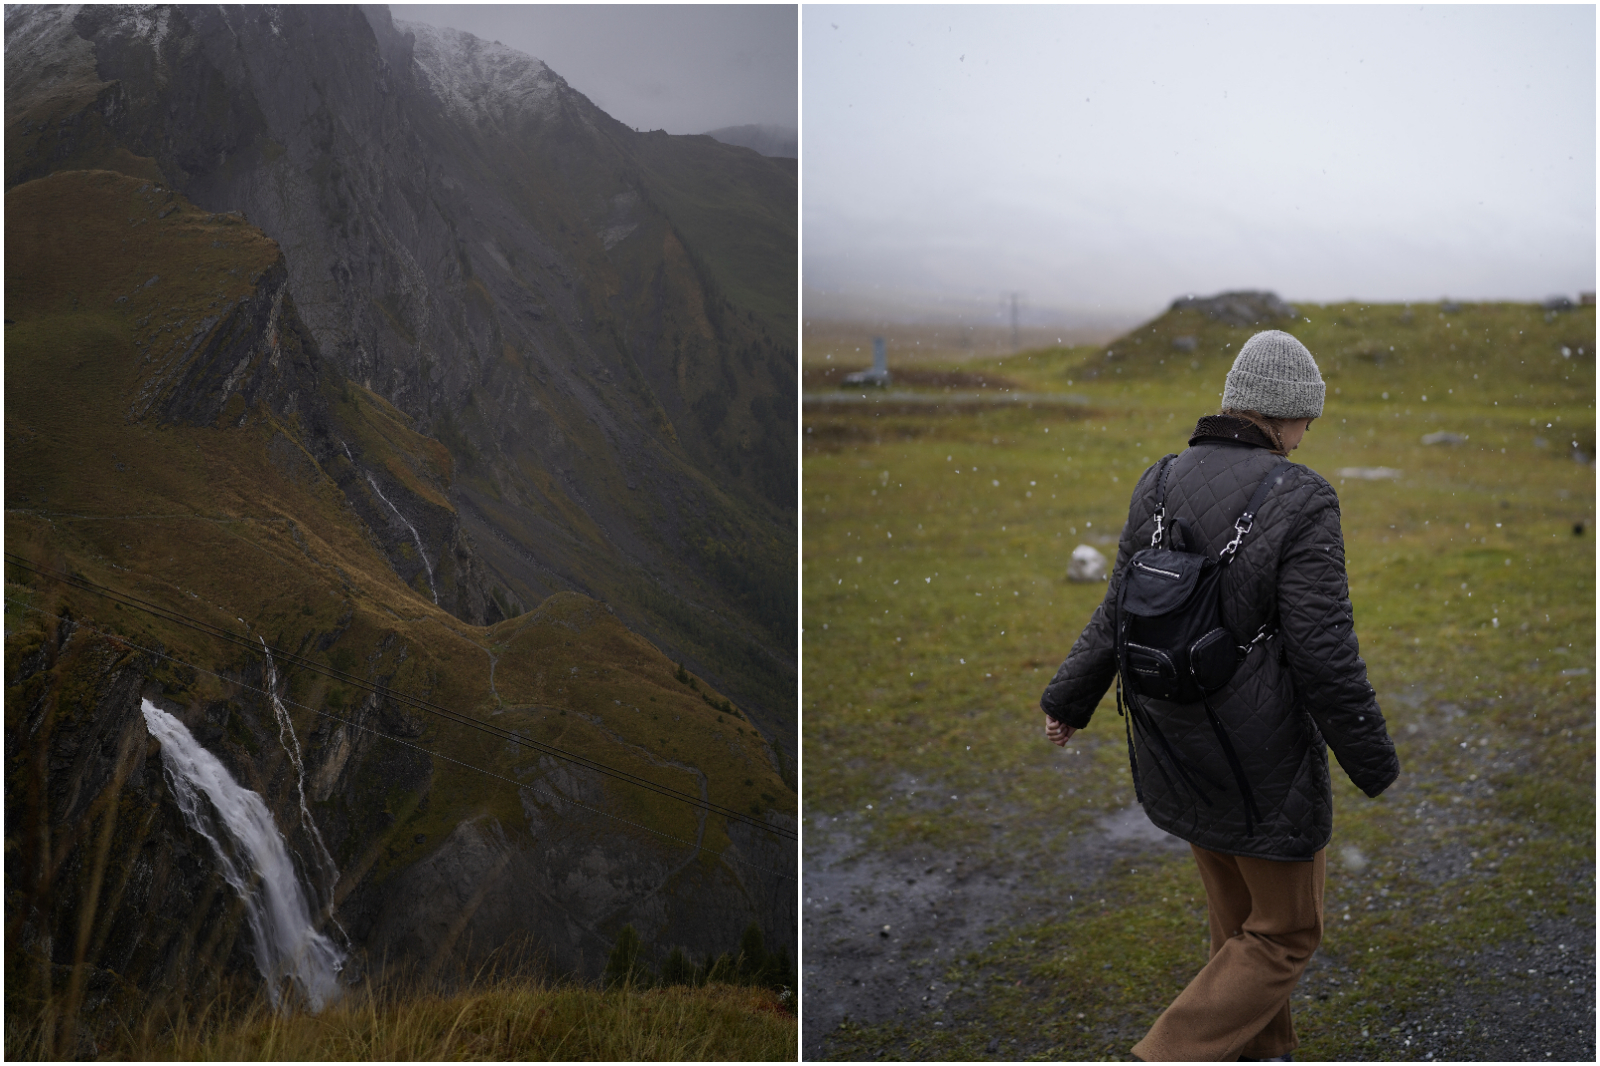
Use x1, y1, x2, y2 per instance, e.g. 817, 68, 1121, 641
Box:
1189, 414, 1279, 452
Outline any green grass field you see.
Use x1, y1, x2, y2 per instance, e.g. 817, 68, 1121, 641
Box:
802, 300, 1594, 1059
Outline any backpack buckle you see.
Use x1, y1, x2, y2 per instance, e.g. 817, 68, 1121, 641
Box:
1151, 506, 1165, 548
1220, 513, 1253, 559
1239, 623, 1275, 656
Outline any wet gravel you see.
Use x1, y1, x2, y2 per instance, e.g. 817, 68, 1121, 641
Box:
802, 804, 1187, 1060
1284, 912, 1595, 1062
804, 681, 1593, 1061
803, 792, 1593, 1060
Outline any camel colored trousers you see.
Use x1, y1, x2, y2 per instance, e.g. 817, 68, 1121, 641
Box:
1132, 845, 1326, 1062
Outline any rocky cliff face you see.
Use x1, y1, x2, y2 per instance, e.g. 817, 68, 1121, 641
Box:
7, 596, 794, 1035
5, 167, 794, 1035
5, 2, 796, 739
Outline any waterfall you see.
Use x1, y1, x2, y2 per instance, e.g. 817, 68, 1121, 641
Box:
260, 639, 348, 948
364, 472, 439, 604
140, 699, 346, 1010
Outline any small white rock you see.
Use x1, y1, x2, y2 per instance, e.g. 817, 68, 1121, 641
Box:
1068, 544, 1108, 582
1336, 467, 1404, 480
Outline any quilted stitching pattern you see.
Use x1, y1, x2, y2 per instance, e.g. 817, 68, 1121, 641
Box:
1040, 437, 1401, 860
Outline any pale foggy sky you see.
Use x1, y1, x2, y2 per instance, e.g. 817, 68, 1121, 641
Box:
804, 5, 1596, 324
391, 5, 797, 134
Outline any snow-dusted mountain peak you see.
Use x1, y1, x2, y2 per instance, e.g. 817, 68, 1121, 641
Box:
398, 20, 568, 126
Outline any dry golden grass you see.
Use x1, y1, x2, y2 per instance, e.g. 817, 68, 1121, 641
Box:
11, 976, 794, 1061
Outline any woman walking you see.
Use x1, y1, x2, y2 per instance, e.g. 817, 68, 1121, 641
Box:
1038, 330, 1400, 1062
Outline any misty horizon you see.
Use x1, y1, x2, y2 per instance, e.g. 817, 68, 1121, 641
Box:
804, 5, 1595, 323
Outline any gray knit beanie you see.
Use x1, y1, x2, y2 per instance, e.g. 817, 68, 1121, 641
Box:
1221, 330, 1325, 418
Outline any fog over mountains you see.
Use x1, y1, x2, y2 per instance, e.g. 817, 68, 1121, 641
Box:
392, 4, 796, 137
706, 124, 797, 160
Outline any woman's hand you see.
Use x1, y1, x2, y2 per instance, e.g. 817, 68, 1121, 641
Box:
1043, 713, 1076, 747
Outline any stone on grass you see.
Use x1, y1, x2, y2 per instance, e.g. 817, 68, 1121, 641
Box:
1421, 431, 1468, 446
1068, 544, 1107, 582
1337, 467, 1403, 481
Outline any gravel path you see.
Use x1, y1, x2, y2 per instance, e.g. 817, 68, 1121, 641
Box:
802, 805, 1189, 1060
803, 773, 1593, 1062
1339, 915, 1594, 1061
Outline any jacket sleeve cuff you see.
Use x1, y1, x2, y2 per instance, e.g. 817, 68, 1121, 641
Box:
1353, 751, 1401, 798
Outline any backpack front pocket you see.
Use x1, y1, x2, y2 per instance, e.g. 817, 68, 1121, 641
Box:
1188, 627, 1245, 694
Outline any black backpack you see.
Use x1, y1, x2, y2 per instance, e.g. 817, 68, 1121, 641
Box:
1114, 453, 1294, 833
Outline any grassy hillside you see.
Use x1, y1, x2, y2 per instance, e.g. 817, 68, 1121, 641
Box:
5, 170, 794, 1033
802, 299, 1593, 1058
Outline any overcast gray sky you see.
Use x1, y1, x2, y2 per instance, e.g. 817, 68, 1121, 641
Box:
392, 4, 797, 134
804, 5, 1596, 325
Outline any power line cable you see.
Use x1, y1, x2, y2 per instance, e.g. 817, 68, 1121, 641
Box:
4, 596, 795, 880
4, 553, 796, 842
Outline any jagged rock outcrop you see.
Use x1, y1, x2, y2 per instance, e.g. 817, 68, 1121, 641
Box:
6, 618, 303, 1027
6, 599, 794, 1014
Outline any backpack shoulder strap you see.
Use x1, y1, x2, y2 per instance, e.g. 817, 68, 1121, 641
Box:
1148, 454, 1177, 548
1219, 458, 1295, 563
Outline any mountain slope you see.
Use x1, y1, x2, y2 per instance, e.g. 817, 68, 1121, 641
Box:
4, 3, 796, 743
4, 169, 794, 1030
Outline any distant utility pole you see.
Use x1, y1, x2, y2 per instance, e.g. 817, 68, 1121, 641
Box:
1007, 292, 1023, 352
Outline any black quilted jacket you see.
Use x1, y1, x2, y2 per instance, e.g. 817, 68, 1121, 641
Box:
1041, 416, 1400, 860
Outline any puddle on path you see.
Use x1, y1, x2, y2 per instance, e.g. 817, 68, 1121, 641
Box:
802, 805, 1187, 1059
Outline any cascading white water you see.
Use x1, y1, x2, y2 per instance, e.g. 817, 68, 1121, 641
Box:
260, 639, 348, 947
141, 699, 346, 1010
364, 472, 439, 604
